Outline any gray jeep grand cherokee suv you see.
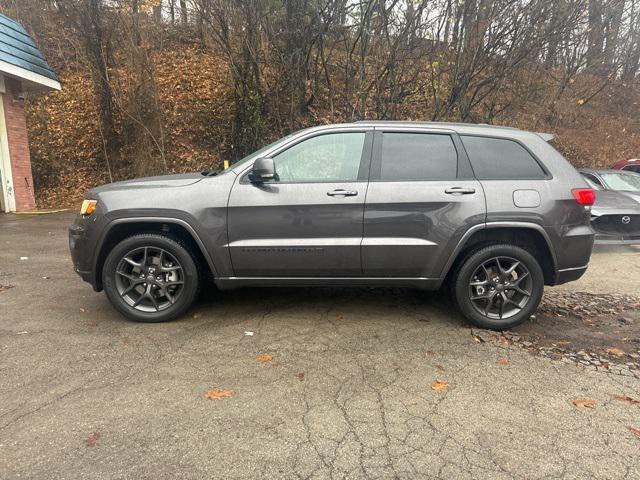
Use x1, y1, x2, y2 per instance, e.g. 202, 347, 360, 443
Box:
69, 122, 595, 329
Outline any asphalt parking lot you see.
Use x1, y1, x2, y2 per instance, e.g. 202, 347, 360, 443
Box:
1, 212, 640, 479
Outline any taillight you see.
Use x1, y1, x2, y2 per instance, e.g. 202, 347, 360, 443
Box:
572, 188, 595, 206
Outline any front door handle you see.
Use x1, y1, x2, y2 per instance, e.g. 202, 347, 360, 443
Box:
445, 187, 476, 195
327, 189, 358, 197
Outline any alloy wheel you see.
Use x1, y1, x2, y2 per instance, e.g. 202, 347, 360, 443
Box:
468, 256, 532, 320
114, 246, 185, 312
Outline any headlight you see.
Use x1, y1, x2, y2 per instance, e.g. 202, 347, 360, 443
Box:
80, 199, 98, 216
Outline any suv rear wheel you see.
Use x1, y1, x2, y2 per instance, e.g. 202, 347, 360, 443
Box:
452, 244, 544, 330
102, 234, 201, 322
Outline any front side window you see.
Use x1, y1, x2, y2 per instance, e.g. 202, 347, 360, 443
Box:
461, 136, 547, 179
273, 132, 366, 182
378, 133, 458, 181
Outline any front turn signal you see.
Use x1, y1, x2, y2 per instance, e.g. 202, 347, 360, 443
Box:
80, 199, 98, 215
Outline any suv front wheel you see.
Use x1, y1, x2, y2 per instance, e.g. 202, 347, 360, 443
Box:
102, 234, 201, 322
453, 244, 544, 330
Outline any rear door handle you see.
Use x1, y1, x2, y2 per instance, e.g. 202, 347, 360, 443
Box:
445, 187, 476, 195
327, 189, 358, 197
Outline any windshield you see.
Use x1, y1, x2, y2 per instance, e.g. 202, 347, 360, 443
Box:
600, 172, 640, 191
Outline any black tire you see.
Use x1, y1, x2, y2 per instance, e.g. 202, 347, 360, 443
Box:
102, 234, 201, 322
452, 244, 544, 330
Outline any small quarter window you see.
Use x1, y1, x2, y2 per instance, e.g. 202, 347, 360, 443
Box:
379, 133, 458, 181
461, 136, 546, 179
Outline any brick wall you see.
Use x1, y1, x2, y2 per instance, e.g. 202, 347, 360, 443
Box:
3, 77, 35, 211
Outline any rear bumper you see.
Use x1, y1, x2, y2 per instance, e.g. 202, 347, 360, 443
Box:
549, 223, 594, 285
554, 265, 588, 285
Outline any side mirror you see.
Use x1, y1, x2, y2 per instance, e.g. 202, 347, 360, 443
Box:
249, 157, 276, 183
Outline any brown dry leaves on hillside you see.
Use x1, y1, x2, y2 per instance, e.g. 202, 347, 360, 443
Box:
28, 48, 235, 209
26, 43, 640, 210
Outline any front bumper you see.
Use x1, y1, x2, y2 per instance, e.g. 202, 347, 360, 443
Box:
69, 222, 93, 280
69, 214, 105, 291
594, 233, 640, 245
591, 213, 640, 244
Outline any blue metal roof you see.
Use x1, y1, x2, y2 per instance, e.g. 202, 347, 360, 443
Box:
0, 13, 59, 83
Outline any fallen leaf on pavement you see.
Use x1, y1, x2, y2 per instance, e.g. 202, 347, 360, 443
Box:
431, 380, 449, 391
628, 427, 640, 439
498, 357, 509, 365
256, 354, 273, 362
612, 395, 640, 406
206, 389, 234, 400
87, 432, 100, 447
572, 399, 597, 409
606, 347, 625, 357
297, 372, 305, 381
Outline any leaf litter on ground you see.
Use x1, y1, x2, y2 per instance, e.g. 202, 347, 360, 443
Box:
612, 395, 640, 405
205, 389, 234, 400
431, 380, 449, 391
572, 398, 597, 409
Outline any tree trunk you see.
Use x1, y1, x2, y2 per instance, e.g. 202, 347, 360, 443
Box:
83, 0, 120, 172
587, 0, 605, 71
544, 1, 561, 69
180, 0, 188, 26
603, 0, 624, 69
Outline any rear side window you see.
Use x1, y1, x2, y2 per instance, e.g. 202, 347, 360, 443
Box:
461, 136, 546, 179
378, 133, 458, 181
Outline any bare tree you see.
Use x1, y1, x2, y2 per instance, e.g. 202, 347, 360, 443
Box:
56, 0, 121, 174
